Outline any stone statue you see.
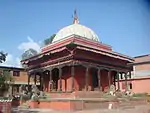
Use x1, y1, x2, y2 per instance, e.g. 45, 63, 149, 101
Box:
39, 91, 45, 97
20, 85, 28, 95
30, 84, 40, 100
125, 84, 133, 96
31, 92, 39, 101
31, 85, 39, 94
19, 85, 31, 101
109, 85, 116, 96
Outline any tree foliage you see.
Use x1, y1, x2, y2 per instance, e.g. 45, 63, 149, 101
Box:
0, 70, 13, 93
22, 48, 38, 60
0, 52, 13, 96
44, 34, 56, 45
0, 51, 7, 63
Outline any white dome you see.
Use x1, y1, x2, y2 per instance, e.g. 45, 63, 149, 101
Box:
52, 23, 99, 43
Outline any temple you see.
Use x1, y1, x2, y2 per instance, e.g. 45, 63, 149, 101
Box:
21, 10, 134, 94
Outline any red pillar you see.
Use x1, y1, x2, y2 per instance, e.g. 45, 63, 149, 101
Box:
85, 67, 89, 91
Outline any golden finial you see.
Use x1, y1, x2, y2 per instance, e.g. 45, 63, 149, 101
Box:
73, 9, 79, 24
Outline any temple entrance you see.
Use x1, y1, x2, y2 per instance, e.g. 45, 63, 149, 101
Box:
91, 69, 98, 90
52, 68, 59, 91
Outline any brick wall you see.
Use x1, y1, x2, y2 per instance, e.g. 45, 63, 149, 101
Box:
10, 70, 34, 83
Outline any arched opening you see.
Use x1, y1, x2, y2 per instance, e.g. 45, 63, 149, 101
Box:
110, 71, 117, 91
62, 66, 70, 91
91, 68, 98, 90
101, 69, 109, 91
74, 65, 85, 91
34, 72, 41, 90
43, 70, 50, 92
52, 68, 59, 91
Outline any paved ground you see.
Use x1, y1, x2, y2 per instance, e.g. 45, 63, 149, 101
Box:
11, 108, 53, 113
11, 105, 150, 113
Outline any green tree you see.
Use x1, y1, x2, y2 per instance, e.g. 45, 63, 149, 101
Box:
22, 48, 38, 60
0, 70, 13, 96
0, 52, 13, 96
44, 34, 56, 45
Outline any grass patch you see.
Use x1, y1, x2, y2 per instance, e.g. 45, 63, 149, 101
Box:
132, 93, 148, 97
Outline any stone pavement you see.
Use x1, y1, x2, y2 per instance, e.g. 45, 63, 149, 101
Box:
12, 108, 53, 113
11, 105, 150, 113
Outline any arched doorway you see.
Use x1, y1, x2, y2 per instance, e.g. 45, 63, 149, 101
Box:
52, 68, 59, 91
91, 68, 98, 91
43, 70, 50, 92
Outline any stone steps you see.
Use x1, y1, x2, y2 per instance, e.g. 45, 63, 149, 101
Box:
119, 104, 135, 109
121, 106, 135, 110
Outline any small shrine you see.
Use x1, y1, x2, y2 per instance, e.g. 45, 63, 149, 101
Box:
21, 10, 134, 110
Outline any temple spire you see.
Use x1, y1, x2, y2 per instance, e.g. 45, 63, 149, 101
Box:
73, 9, 79, 24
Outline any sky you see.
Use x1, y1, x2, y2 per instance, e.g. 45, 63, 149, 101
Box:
0, 0, 150, 67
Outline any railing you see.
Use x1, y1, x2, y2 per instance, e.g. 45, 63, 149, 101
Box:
0, 98, 12, 113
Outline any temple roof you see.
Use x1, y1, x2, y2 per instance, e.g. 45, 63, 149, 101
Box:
52, 10, 99, 43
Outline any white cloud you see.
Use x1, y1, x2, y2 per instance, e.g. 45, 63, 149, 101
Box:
0, 36, 41, 68
18, 36, 41, 52
0, 54, 22, 68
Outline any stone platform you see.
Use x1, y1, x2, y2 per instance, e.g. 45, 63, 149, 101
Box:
28, 97, 149, 111
14, 92, 150, 111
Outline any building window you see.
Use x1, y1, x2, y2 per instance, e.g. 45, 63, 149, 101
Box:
13, 71, 20, 76
129, 83, 132, 89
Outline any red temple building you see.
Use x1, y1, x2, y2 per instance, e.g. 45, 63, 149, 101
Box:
21, 11, 134, 95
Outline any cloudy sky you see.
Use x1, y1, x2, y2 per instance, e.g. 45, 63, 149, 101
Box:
0, 0, 149, 67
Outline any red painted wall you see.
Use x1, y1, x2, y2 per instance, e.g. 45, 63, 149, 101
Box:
118, 77, 150, 93
74, 66, 86, 91
132, 78, 150, 93
101, 70, 109, 91
61, 66, 72, 91
43, 73, 50, 92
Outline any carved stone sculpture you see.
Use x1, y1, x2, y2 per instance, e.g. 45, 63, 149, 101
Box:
31, 85, 39, 94
31, 92, 39, 101
109, 85, 116, 96
125, 84, 133, 96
